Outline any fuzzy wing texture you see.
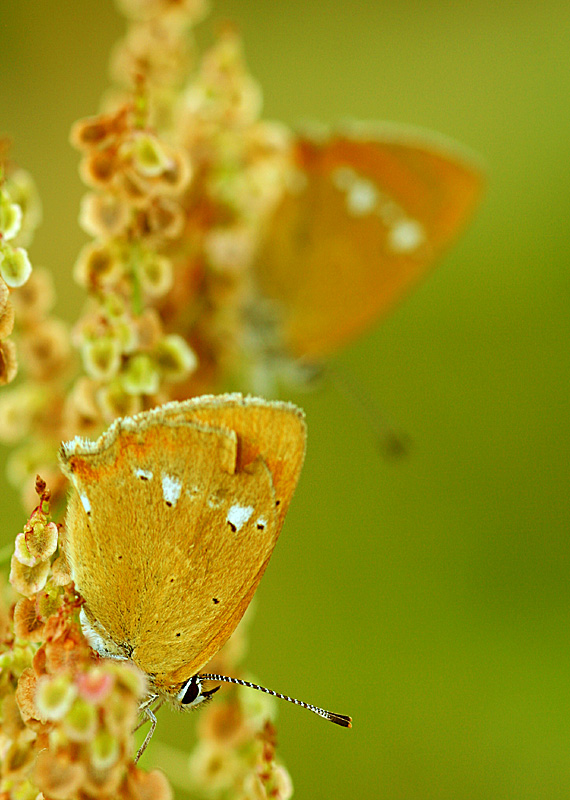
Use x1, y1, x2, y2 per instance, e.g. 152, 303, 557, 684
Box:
255, 124, 485, 359
60, 395, 306, 687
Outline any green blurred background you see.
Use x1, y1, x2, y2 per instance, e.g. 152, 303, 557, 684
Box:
1, 1, 569, 797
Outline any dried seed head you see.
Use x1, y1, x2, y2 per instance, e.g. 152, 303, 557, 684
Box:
25, 520, 59, 561
19, 319, 72, 381
34, 749, 85, 798
13, 596, 46, 642
143, 196, 186, 240
79, 191, 131, 238
9, 554, 50, 598
70, 107, 129, 151
79, 148, 119, 189
74, 240, 125, 289
9, 265, 56, 322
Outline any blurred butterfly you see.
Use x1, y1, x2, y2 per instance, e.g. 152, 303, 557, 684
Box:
255, 122, 484, 361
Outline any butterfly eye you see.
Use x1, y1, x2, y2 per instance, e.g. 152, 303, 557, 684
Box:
179, 675, 200, 705
178, 675, 220, 706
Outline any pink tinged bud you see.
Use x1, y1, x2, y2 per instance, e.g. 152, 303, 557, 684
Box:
77, 668, 115, 704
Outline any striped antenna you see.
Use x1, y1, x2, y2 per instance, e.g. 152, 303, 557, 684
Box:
198, 673, 352, 728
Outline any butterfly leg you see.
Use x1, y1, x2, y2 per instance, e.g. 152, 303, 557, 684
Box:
134, 695, 164, 762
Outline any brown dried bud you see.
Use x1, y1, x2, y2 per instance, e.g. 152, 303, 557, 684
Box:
34, 749, 85, 799
13, 596, 45, 641
0, 297, 15, 338
70, 107, 129, 151
0, 338, 18, 384
18, 319, 71, 381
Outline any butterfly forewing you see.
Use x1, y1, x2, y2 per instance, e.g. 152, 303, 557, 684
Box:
255, 124, 485, 359
60, 394, 306, 691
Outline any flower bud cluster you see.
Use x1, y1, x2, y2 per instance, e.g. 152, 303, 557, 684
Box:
0, 262, 74, 508
184, 602, 291, 800
0, 157, 75, 507
0, 168, 42, 386
66, 99, 198, 427
189, 692, 293, 800
0, 478, 172, 799
157, 25, 295, 398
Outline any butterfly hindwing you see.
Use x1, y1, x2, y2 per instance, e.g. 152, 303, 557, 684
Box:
60, 394, 306, 689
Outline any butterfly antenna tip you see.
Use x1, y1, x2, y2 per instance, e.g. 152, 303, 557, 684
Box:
199, 673, 351, 727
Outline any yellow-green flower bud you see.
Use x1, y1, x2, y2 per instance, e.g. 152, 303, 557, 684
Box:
121, 353, 159, 396
111, 661, 147, 698
155, 334, 198, 382
35, 674, 77, 721
0, 196, 23, 240
89, 729, 119, 771
4, 168, 42, 247
0, 246, 32, 287
140, 253, 173, 298
63, 697, 98, 742
82, 336, 122, 381
130, 133, 170, 178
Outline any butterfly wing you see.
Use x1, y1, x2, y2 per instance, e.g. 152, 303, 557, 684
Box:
255, 123, 485, 359
59, 394, 306, 690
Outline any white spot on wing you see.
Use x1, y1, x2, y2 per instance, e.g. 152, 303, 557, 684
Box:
162, 474, 182, 507
80, 493, 91, 515
227, 504, 254, 531
134, 468, 153, 481
256, 517, 267, 530
388, 219, 425, 253
346, 178, 378, 216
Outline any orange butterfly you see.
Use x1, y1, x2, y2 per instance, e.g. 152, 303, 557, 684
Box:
255, 123, 484, 361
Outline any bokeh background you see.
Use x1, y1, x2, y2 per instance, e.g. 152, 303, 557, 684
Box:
1, 1, 569, 798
